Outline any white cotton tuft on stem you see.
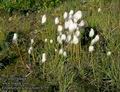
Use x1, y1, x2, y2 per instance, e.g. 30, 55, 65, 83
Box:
12, 33, 18, 44
66, 34, 72, 42
89, 28, 95, 38
45, 38, 48, 42
59, 48, 64, 55
50, 39, 53, 44
28, 46, 33, 54
90, 35, 100, 45
98, 8, 101, 12
63, 11, 68, 20
57, 35, 62, 44
75, 30, 80, 37
69, 10, 74, 16
73, 10, 82, 23
78, 20, 85, 27
30, 39, 34, 45
57, 25, 63, 32
68, 20, 77, 33
61, 34, 66, 41
107, 51, 111, 56
71, 35, 79, 45
89, 45, 94, 52
63, 51, 67, 57
42, 53, 46, 63
55, 17, 59, 25
41, 14, 46, 24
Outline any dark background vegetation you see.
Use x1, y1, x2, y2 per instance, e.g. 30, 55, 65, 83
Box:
0, 0, 66, 13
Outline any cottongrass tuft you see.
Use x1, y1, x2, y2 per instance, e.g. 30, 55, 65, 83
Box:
63, 11, 68, 20
12, 33, 18, 44
28, 46, 33, 54
75, 30, 80, 37
73, 10, 82, 23
41, 14, 46, 24
30, 39, 34, 45
63, 51, 67, 57
94, 35, 100, 42
57, 35, 62, 44
55, 49, 57, 52
71, 35, 79, 45
78, 20, 85, 27
57, 25, 63, 33
61, 34, 67, 41
68, 20, 77, 33
89, 28, 95, 38
45, 38, 48, 42
107, 51, 111, 56
50, 39, 53, 44
55, 17, 59, 25
90, 35, 100, 45
42, 53, 46, 63
98, 8, 101, 12
69, 10, 74, 17
89, 45, 94, 52
59, 48, 64, 55
66, 34, 72, 42
59, 48, 67, 57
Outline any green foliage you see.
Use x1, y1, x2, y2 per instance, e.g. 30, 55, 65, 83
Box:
0, 0, 66, 12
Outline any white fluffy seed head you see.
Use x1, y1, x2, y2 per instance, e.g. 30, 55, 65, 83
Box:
79, 20, 85, 27
64, 20, 69, 29
66, 34, 72, 42
63, 51, 67, 57
28, 46, 33, 54
68, 20, 77, 32
94, 35, 100, 42
61, 34, 66, 41
98, 8, 101, 12
30, 39, 34, 45
41, 14, 46, 24
57, 35, 62, 44
107, 51, 111, 56
57, 25, 63, 32
63, 12, 68, 20
89, 45, 94, 52
50, 39, 53, 44
55, 17, 59, 25
69, 10, 74, 15
42, 53, 46, 63
59, 48, 64, 55
69, 14, 73, 19
90, 39, 96, 45
69, 10, 74, 19
45, 38, 48, 42
73, 10, 82, 23
90, 35, 100, 45
75, 30, 80, 37
12, 33, 18, 44
55, 49, 57, 52
89, 28, 95, 38
71, 35, 79, 44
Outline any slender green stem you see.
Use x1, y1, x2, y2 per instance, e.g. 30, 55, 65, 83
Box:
16, 43, 25, 68
90, 53, 96, 80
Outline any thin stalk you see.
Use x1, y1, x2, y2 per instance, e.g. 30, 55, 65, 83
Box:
16, 43, 26, 68
90, 53, 96, 80
32, 52, 36, 65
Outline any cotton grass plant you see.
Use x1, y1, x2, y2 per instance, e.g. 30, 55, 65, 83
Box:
0, 0, 120, 91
